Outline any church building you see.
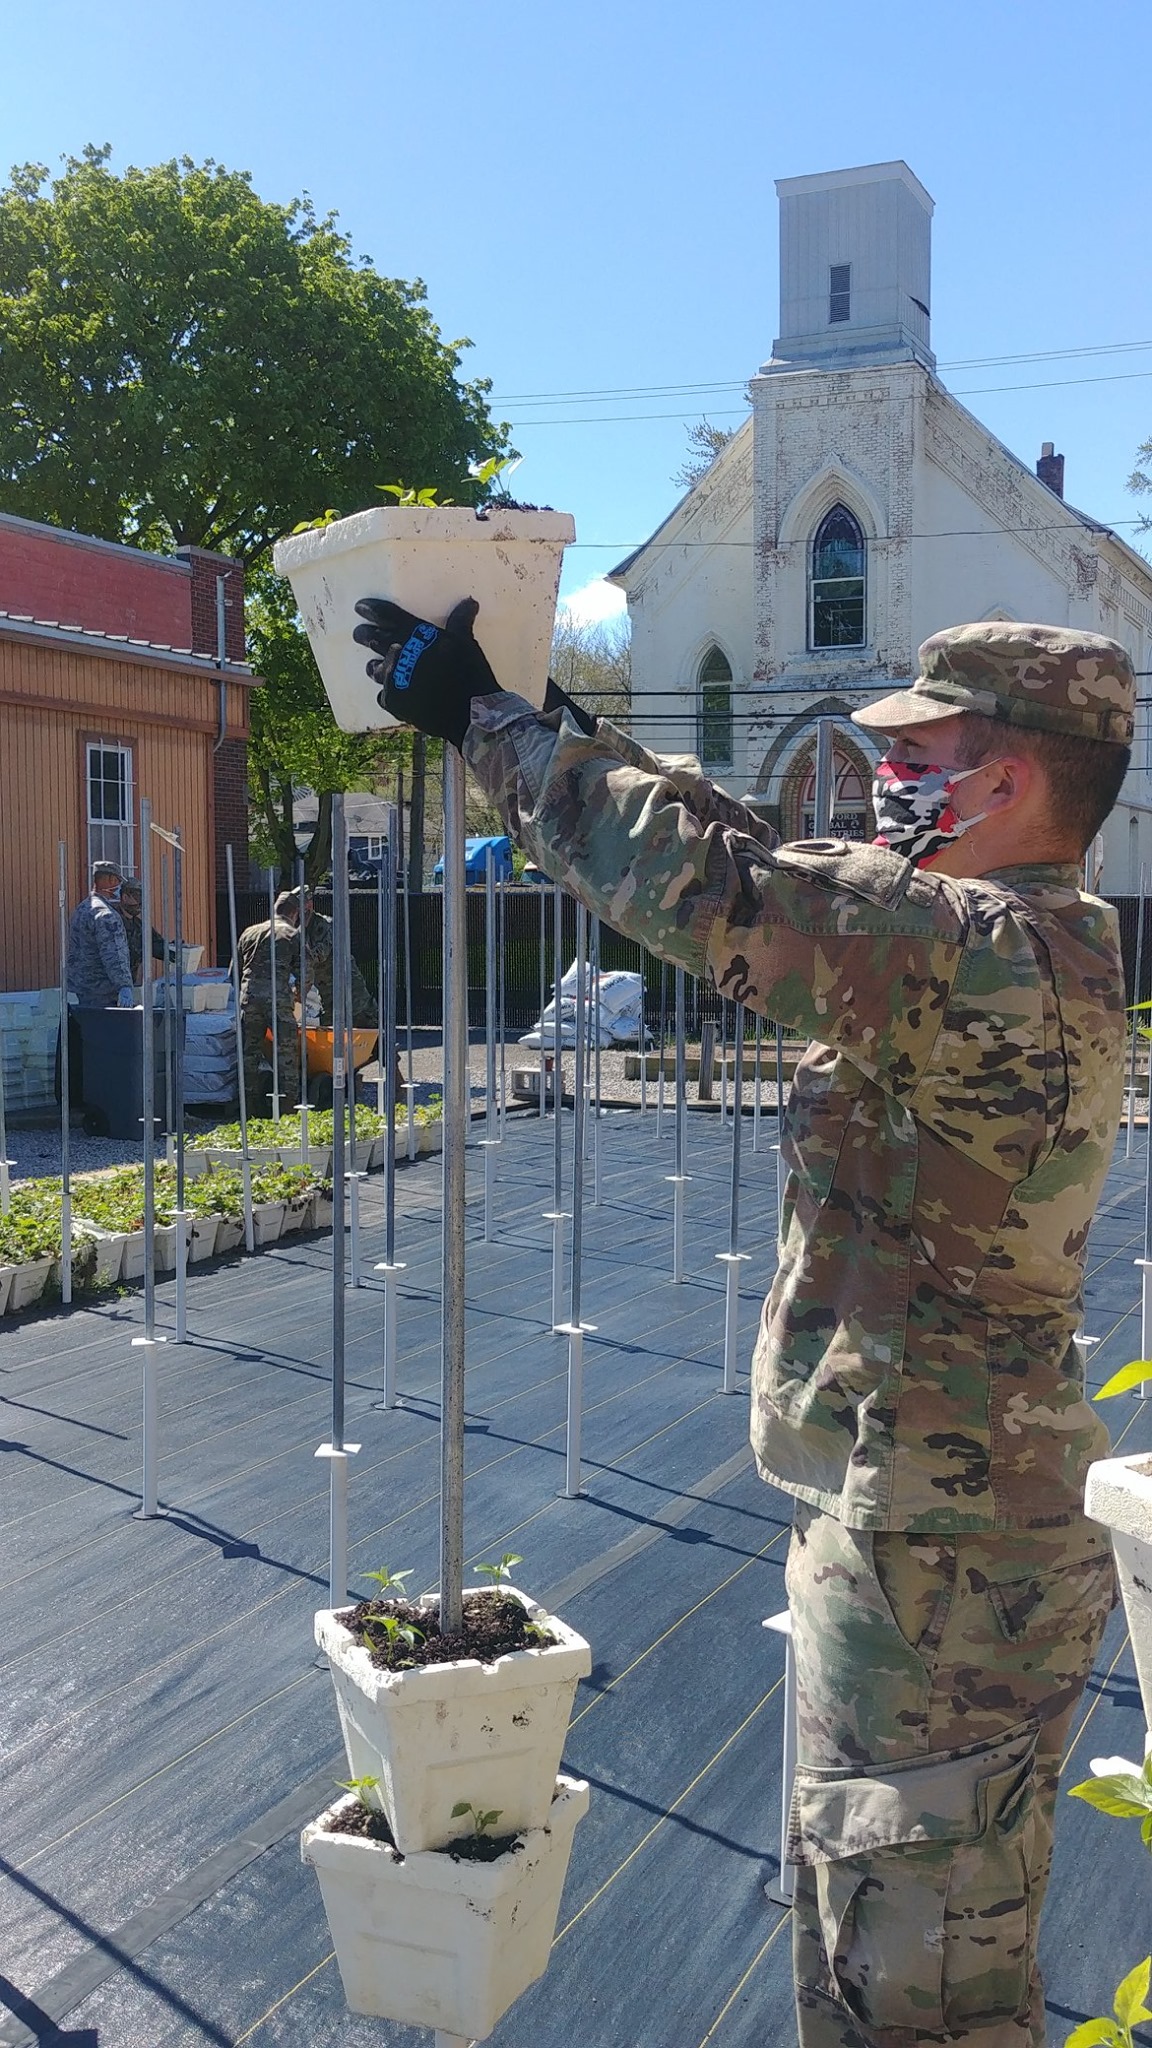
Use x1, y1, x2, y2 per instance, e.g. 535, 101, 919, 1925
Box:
608, 161, 1152, 890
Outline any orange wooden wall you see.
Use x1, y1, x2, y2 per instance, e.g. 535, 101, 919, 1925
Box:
0, 634, 250, 993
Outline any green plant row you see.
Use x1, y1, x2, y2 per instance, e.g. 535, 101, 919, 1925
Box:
187, 1098, 443, 1151
0, 1160, 327, 1256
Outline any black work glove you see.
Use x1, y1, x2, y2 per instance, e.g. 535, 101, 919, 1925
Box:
542, 676, 598, 737
353, 596, 502, 749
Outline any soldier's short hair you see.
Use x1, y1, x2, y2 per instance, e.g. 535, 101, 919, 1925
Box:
273, 891, 301, 921
955, 715, 1130, 853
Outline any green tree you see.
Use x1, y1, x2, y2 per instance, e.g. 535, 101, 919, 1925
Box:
0, 146, 509, 876
0, 147, 505, 559
671, 418, 736, 492
550, 609, 631, 724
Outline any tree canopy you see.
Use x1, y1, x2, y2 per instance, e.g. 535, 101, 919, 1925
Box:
0, 146, 507, 561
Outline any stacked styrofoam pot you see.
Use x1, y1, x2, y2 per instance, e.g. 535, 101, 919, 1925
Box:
277, 494, 588, 2039
305, 1588, 591, 2038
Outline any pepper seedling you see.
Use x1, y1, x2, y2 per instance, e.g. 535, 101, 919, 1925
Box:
475, 1553, 522, 1590
336, 1775, 381, 1813
451, 1801, 504, 1838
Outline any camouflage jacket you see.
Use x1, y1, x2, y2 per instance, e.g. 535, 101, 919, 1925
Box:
67, 893, 132, 1007
237, 919, 306, 1019
464, 697, 1126, 1532
307, 912, 377, 1028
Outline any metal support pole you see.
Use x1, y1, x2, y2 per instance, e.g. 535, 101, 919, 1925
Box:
545, 882, 569, 1329
172, 830, 188, 1343
440, 749, 468, 1636
638, 949, 647, 1115
667, 967, 690, 1282
297, 858, 310, 1156
399, 773, 417, 1161
57, 841, 72, 1305
268, 866, 281, 1123
1139, 1056, 1152, 1398
559, 901, 593, 1496
483, 846, 498, 1243
161, 852, 174, 1167
375, 856, 387, 1119
763, 1611, 797, 1908
753, 1014, 763, 1154
591, 917, 602, 1207
318, 795, 360, 1610
497, 867, 508, 1134
225, 845, 255, 1253
372, 826, 405, 1410
131, 1335, 165, 1520
538, 885, 548, 1118
347, 1170, 365, 1288
656, 963, 668, 1139
813, 718, 835, 838
141, 799, 157, 1335
720, 1000, 729, 1125
1127, 868, 1147, 1158
719, 1003, 749, 1394
775, 1022, 787, 1227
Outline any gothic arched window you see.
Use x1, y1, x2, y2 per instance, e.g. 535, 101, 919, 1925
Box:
698, 646, 733, 767
810, 506, 866, 649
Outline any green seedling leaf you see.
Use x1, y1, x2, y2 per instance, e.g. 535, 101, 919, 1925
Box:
1094, 1360, 1152, 1400
337, 1775, 381, 1812
1113, 1958, 1152, 2029
475, 1552, 523, 1588
1068, 1773, 1150, 1819
363, 1567, 414, 1594
450, 1801, 503, 1836
1064, 2022, 1123, 2047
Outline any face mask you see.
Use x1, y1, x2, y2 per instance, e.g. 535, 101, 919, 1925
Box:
871, 758, 997, 868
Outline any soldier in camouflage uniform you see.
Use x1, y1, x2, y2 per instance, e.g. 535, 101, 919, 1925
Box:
237, 901, 308, 1116
353, 599, 1133, 2046
301, 892, 378, 1030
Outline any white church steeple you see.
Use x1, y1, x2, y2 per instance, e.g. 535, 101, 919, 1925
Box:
765, 159, 935, 374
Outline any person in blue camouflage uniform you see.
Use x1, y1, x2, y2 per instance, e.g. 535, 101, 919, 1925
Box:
352, 598, 1133, 2047
67, 860, 133, 1009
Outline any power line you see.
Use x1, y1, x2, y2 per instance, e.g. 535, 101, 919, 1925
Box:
492, 337, 1152, 409
565, 517, 1151, 551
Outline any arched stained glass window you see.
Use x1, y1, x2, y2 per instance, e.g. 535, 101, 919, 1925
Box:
698, 647, 733, 767
810, 506, 866, 649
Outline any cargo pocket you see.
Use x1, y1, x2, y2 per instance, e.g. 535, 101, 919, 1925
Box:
788, 1723, 1038, 2035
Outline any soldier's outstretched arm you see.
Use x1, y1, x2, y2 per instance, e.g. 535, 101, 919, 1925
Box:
463, 694, 972, 1094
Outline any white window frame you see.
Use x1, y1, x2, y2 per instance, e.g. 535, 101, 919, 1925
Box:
85, 739, 135, 877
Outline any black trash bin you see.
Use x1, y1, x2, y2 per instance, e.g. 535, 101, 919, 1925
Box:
75, 1006, 184, 1140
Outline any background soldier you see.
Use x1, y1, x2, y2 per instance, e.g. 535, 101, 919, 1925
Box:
302, 885, 403, 1103
355, 596, 1133, 2048
237, 897, 306, 1117
67, 859, 133, 1010
116, 875, 175, 982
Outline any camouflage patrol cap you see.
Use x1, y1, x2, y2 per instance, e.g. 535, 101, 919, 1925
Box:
853, 622, 1135, 746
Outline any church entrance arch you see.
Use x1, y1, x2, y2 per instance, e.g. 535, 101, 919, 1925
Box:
779, 731, 875, 842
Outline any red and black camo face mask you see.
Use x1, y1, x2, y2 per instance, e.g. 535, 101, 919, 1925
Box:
871, 758, 996, 868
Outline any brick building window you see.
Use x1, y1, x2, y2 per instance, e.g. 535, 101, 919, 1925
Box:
810, 506, 866, 649
86, 740, 134, 875
697, 647, 733, 768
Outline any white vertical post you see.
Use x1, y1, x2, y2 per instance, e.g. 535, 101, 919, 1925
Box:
347, 1170, 365, 1287
558, 902, 594, 1497
763, 1611, 797, 1907
544, 882, 568, 1329
132, 1334, 166, 1520
813, 718, 835, 837
666, 966, 689, 1281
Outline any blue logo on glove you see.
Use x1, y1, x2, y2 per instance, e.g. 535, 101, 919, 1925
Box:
392, 622, 439, 691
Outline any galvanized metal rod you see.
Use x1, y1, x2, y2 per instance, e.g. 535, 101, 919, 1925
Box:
1127, 868, 1147, 1158
398, 770, 417, 1160
546, 882, 568, 1330
225, 845, 255, 1253
133, 1335, 161, 1520
720, 999, 729, 1125
383, 826, 398, 1267
485, 847, 497, 1140
375, 854, 387, 1120
753, 1014, 763, 1153
57, 841, 71, 1305
656, 963, 668, 1139
638, 947, 647, 1115
570, 904, 588, 1328
674, 968, 687, 1179
440, 748, 469, 1637
538, 886, 548, 1117
497, 867, 508, 1134
730, 1004, 745, 1254
330, 794, 349, 1440
297, 858, 309, 1154
161, 852, 174, 1165
591, 917, 602, 1207
775, 1021, 787, 1226
340, 821, 360, 1281
268, 865, 281, 1122
813, 717, 836, 837
141, 800, 157, 1337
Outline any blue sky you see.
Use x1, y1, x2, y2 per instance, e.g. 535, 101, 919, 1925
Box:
4, 0, 1152, 620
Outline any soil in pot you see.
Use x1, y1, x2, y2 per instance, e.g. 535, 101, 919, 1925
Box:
345, 1589, 558, 1672
323, 1802, 520, 1863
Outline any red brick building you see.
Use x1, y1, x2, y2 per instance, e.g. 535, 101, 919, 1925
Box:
0, 509, 259, 996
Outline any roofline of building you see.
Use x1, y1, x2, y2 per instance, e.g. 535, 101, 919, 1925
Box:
0, 609, 258, 680
775, 160, 934, 214
606, 416, 754, 586
0, 507, 195, 572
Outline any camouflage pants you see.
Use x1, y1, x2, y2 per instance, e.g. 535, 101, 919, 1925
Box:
785, 1504, 1115, 2048
241, 1008, 300, 1115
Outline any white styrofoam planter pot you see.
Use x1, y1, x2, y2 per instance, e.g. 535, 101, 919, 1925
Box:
1086, 1452, 1152, 1728
251, 1200, 285, 1247
119, 1230, 147, 1282
188, 1215, 219, 1262
183, 1151, 208, 1179
153, 1223, 178, 1272
8, 1256, 52, 1311
301, 1775, 588, 2037
273, 505, 575, 733
0, 1265, 14, 1316
315, 1586, 591, 1853
80, 1229, 125, 1287
213, 1216, 245, 1255
417, 1122, 444, 1156
311, 1194, 334, 1231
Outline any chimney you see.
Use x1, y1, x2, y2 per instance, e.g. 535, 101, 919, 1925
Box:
1037, 442, 1065, 498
